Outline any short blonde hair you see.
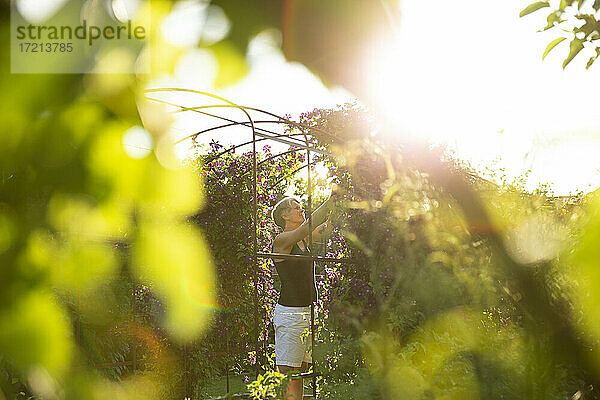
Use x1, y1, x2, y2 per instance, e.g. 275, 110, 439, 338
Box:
271, 197, 298, 229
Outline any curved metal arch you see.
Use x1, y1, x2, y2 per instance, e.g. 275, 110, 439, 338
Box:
177, 103, 341, 145
144, 95, 312, 150
175, 121, 303, 145
202, 133, 327, 165
145, 95, 335, 162
145, 87, 341, 144
143, 88, 349, 396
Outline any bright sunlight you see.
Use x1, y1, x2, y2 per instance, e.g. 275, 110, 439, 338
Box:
365, 0, 600, 194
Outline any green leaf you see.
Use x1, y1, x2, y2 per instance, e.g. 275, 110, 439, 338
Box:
586, 48, 600, 69
543, 11, 564, 31
559, 0, 576, 10
571, 197, 600, 349
519, 1, 550, 17
542, 37, 567, 59
562, 38, 584, 68
0, 291, 72, 377
211, 41, 250, 88
594, 0, 600, 11
133, 221, 216, 342
586, 56, 596, 69
575, 14, 598, 39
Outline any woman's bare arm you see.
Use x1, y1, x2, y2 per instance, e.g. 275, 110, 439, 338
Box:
310, 218, 333, 243
273, 195, 337, 252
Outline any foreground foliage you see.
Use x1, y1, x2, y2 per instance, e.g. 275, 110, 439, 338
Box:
2, 1, 600, 399
181, 104, 599, 399
520, 0, 600, 68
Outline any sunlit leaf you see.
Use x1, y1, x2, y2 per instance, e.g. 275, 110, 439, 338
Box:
559, 0, 576, 10
19, 229, 56, 279
562, 38, 584, 68
87, 122, 148, 201
211, 41, 249, 88
586, 48, 600, 69
54, 241, 118, 293
361, 331, 428, 398
147, 2, 184, 76
0, 208, 17, 255
543, 37, 567, 60
409, 308, 480, 377
138, 159, 204, 218
571, 197, 600, 358
132, 221, 216, 342
575, 14, 598, 39
59, 102, 104, 146
519, 1, 550, 17
542, 11, 564, 31
88, 123, 203, 218
48, 194, 129, 240
0, 291, 72, 377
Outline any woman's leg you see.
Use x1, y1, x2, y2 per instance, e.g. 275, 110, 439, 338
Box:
273, 305, 311, 399
277, 362, 308, 400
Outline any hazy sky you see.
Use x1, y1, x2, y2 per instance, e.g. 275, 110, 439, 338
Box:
369, 0, 600, 195
147, 0, 600, 195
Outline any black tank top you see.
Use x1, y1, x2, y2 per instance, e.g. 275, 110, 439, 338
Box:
274, 241, 317, 307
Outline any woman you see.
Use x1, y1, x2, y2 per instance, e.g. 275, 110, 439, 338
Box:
271, 195, 336, 399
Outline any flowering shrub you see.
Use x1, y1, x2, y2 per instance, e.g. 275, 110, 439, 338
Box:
183, 105, 591, 399
294, 105, 591, 399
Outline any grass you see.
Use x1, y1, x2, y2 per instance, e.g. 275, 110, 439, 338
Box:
203, 374, 251, 398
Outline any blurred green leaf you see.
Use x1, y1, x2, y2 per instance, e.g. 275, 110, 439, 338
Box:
519, 1, 550, 17
87, 122, 203, 218
87, 122, 148, 201
210, 0, 282, 53
542, 37, 566, 59
0, 208, 16, 255
48, 194, 126, 240
133, 221, 216, 342
139, 156, 204, 218
54, 241, 118, 293
361, 331, 428, 399
572, 197, 600, 347
211, 41, 250, 88
0, 291, 72, 377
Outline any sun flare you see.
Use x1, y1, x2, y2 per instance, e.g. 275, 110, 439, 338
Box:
363, 0, 600, 194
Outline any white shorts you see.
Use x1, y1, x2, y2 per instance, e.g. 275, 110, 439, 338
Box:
273, 304, 312, 368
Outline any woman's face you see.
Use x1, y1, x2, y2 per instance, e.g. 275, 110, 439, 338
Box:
286, 200, 305, 224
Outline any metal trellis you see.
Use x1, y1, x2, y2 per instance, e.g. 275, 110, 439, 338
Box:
145, 88, 356, 399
